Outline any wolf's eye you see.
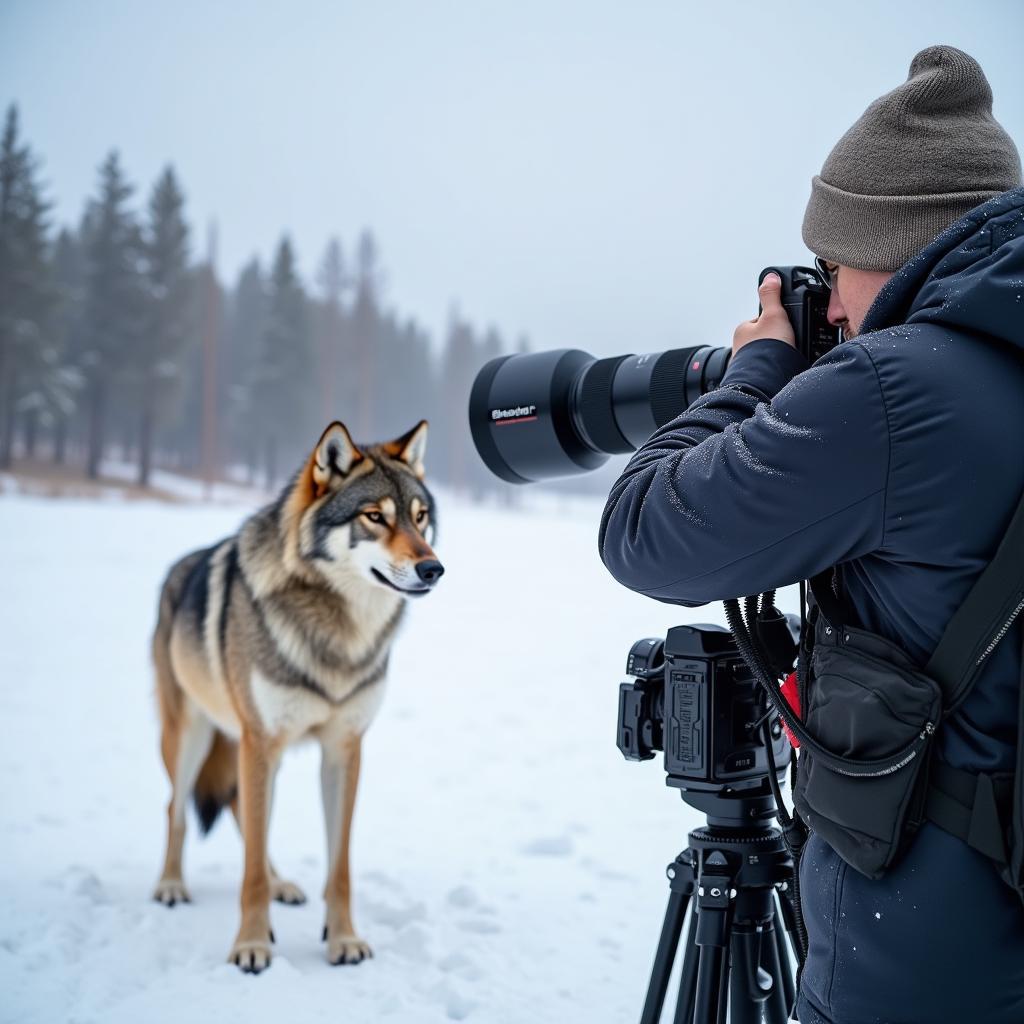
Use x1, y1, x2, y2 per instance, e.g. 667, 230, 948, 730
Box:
363, 510, 384, 525
415, 509, 428, 526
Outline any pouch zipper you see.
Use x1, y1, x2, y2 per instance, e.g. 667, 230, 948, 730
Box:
975, 595, 1024, 668
824, 723, 935, 779
803, 626, 939, 777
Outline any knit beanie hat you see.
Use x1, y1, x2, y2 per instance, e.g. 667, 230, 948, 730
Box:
802, 45, 1022, 272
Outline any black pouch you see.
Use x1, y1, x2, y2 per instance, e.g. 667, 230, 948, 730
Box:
784, 485, 1024, 889
792, 590, 943, 879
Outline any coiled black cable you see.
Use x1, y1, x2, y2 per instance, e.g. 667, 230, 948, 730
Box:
724, 594, 810, 966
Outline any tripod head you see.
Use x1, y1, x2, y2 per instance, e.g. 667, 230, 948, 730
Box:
680, 777, 782, 832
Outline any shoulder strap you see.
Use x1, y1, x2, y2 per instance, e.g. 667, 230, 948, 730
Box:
925, 489, 1024, 714
810, 489, 1024, 715
924, 625, 1024, 886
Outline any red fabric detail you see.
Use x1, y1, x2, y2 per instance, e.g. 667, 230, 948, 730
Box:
780, 671, 801, 748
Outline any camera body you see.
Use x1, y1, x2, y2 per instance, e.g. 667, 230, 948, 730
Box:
617, 623, 790, 795
760, 265, 837, 364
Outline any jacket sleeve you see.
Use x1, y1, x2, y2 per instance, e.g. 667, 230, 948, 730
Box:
597, 337, 890, 606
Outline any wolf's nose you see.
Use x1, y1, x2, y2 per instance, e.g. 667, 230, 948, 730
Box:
415, 559, 445, 584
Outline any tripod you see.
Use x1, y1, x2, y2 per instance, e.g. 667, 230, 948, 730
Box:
639, 789, 800, 1024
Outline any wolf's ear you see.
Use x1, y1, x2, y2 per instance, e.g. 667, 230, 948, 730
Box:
312, 422, 363, 497
382, 420, 428, 479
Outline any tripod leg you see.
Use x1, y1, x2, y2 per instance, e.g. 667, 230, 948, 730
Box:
672, 906, 700, 1024
772, 901, 796, 1015
693, 853, 734, 1024
641, 889, 691, 1024
716, 938, 730, 1024
728, 927, 766, 1024
760, 917, 791, 1024
692, 937, 724, 1024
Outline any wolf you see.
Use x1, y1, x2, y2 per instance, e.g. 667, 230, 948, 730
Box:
150, 419, 443, 973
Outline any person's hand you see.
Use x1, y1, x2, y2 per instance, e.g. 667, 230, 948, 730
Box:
732, 273, 796, 356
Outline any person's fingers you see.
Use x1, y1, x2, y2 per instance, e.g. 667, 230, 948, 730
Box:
758, 272, 783, 314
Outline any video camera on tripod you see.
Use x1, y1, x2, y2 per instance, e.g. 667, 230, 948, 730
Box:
613, 602, 807, 1024
617, 622, 794, 798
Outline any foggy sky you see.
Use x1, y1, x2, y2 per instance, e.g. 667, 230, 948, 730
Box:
3, 0, 1023, 358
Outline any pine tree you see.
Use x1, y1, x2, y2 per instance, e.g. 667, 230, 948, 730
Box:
224, 258, 267, 480
438, 309, 478, 490
0, 105, 53, 468
49, 227, 88, 463
252, 236, 310, 485
82, 151, 142, 479
351, 229, 382, 440
481, 325, 504, 364
468, 326, 506, 494
397, 315, 436, 449
315, 237, 350, 429
138, 166, 190, 485
17, 225, 82, 461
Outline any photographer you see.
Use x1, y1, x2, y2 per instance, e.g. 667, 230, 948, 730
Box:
599, 45, 1024, 1024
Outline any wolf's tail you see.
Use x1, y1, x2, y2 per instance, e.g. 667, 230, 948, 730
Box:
192, 731, 238, 834
153, 548, 238, 836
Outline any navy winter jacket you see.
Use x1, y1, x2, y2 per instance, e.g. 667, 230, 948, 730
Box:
599, 188, 1024, 1023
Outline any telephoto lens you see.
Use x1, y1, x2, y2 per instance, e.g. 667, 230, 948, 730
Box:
468, 265, 835, 484
468, 344, 731, 484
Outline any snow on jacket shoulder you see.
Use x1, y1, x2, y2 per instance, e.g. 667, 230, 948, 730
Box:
597, 335, 888, 607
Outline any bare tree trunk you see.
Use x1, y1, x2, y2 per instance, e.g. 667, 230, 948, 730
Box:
121, 411, 135, 465
201, 263, 219, 498
247, 439, 257, 486
0, 341, 16, 469
264, 435, 276, 491
86, 378, 107, 480
23, 408, 38, 459
320, 322, 330, 429
53, 415, 68, 465
138, 373, 156, 487
357, 324, 371, 440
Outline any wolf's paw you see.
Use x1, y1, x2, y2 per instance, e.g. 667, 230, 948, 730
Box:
153, 878, 191, 907
325, 929, 373, 966
271, 877, 307, 905
229, 936, 273, 974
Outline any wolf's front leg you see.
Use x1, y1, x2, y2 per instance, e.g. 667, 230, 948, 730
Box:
228, 729, 281, 973
320, 734, 372, 965
229, 793, 307, 905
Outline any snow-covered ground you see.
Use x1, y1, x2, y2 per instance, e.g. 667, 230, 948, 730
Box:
0, 480, 798, 1024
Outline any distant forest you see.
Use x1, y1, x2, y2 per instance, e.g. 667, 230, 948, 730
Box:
0, 104, 527, 495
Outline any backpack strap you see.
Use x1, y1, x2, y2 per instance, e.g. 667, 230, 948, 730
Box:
811, 489, 1024, 712
924, 489, 1024, 713
925, 761, 1012, 865
925, 630, 1024, 897
922, 489, 1024, 878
